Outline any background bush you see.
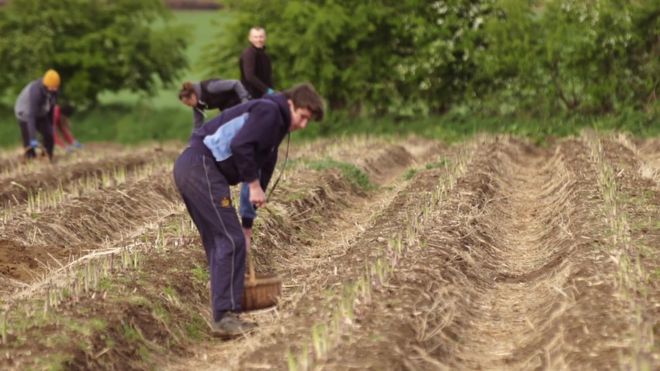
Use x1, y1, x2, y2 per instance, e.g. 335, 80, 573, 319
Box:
0, 0, 188, 107
204, 0, 658, 118
473, 0, 660, 115
0, 0, 657, 149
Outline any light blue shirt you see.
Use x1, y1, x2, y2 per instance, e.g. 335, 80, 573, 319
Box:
202, 113, 249, 161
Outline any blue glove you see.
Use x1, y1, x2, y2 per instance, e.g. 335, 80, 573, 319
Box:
73, 140, 82, 149
29, 139, 40, 149
266, 88, 275, 95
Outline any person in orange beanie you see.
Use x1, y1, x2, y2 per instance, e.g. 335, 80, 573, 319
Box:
14, 69, 60, 160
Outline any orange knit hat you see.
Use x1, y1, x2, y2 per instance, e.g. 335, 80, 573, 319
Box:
43, 69, 61, 90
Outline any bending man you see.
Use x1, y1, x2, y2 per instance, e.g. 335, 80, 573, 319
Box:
173, 83, 324, 337
179, 79, 251, 129
14, 69, 60, 160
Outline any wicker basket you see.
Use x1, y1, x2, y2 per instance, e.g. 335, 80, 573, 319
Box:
242, 255, 281, 311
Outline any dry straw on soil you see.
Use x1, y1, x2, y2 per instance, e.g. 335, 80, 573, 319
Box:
584, 132, 658, 369
314, 136, 658, 370
2, 135, 657, 370
0, 146, 179, 208
1, 137, 443, 370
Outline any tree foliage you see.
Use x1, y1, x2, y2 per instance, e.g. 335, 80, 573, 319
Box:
0, 0, 188, 106
392, 1, 492, 115
203, 0, 491, 115
204, 0, 658, 117
202, 0, 399, 113
476, 0, 660, 115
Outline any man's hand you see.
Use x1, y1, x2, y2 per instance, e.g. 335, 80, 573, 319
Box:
248, 180, 266, 208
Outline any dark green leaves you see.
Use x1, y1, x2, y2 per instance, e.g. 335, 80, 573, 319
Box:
0, 0, 187, 107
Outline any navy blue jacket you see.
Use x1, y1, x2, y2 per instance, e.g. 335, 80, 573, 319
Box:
189, 94, 290, 187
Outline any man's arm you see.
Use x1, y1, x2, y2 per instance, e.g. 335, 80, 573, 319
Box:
240, 49, 270, 95
193, 108, 205, 129
234, 81, 251, 103
230, 101, 281, 183
260, 150, 278, 191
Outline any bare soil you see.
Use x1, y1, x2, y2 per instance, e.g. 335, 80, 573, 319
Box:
169, 136, 659, 370
0, 145, 179, 207
0, 135, 657, 370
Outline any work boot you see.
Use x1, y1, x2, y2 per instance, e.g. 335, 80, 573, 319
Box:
211, 313, 257, 338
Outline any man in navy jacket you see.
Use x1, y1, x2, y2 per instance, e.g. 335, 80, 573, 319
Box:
173, 83, 323, 337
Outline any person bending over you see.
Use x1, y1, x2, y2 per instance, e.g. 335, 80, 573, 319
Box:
14, 69, 60, 160
172, 83, 324, 337
178, 79, 251, 129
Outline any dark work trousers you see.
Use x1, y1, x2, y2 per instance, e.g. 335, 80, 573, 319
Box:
173, 147, 246, 321
18, 118, 54, 159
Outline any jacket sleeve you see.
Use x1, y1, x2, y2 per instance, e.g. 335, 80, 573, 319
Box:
230, 102, 281, 183
240, 49, 270, 95
260, 149, 278, 191
234, 81, 251, 103
193, 108, 204, 129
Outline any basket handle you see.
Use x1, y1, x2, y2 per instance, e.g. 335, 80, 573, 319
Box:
247, 250, 257, 284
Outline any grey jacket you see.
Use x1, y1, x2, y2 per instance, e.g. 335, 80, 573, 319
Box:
192, 79, 250, 129
14, 79, 57, 141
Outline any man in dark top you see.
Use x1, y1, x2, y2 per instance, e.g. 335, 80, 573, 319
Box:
238, 26, 275, 255
172, 83, 323, 337
179, 79, 251, 129
239, 27, 273, 99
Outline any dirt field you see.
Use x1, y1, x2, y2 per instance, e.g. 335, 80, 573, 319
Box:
0, 134, 658, 370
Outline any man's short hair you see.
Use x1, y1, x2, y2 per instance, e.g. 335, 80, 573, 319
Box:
249, 26, 265, 34
283, 83, 324, 122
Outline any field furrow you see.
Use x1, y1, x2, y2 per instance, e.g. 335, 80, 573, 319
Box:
318, 137, 656, 370
0, 137, 441, 370
0, 135, 657, 370
165, 137, 469, 370
0, 145, 180, 208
